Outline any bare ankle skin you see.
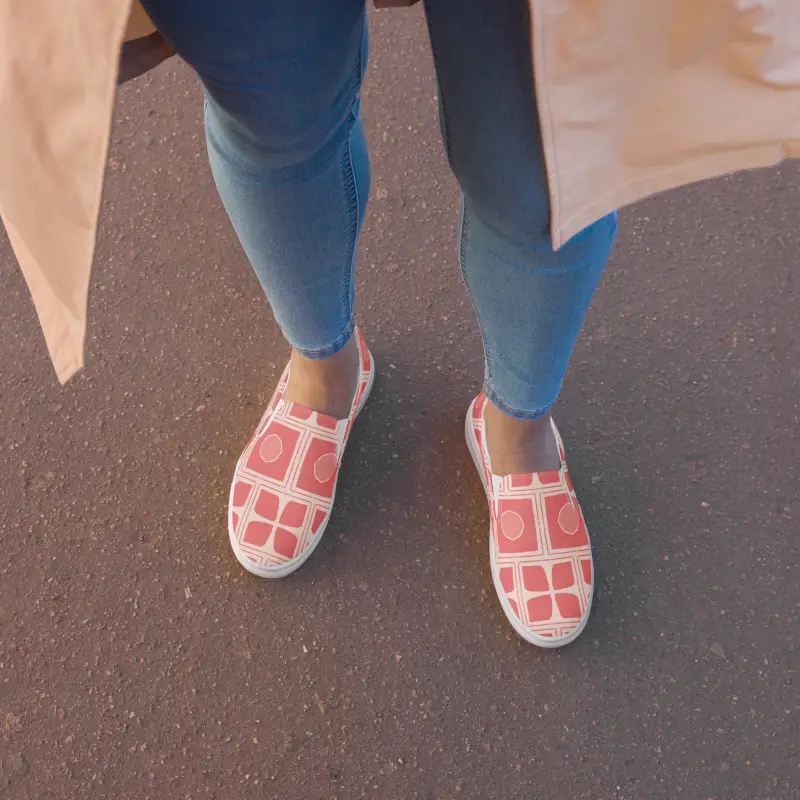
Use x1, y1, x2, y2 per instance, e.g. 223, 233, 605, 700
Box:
282, 335, 360, 420
483, 399, 561, 476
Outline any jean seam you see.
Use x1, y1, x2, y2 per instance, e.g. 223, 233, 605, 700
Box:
335, 23, 364, 350
341, 122, 358, 331
204, 95, 349, 186
483, 382, 553, 421
458, 197, 495, 393
294, 319, 355, 359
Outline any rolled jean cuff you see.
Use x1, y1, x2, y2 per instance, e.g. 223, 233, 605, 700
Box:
290, 318, 355, 360
482, 381, 553, 421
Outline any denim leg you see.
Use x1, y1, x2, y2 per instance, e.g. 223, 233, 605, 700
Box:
140, 0, 370, 358
425, 0, 617, 418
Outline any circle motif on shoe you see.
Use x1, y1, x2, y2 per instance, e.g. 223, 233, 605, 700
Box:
500, 509, 525, 541
557, 500, 580, 535
313, 452, 337, 483
259, 434, 283, 463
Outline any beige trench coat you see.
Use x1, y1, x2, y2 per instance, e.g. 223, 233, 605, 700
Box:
2, 0, 799, 383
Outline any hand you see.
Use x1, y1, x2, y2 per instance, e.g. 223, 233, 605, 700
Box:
118, 31, 176, 84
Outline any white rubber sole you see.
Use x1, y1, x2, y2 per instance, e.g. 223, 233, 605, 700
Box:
464, 401, 593, 649
229, 359, 375, 580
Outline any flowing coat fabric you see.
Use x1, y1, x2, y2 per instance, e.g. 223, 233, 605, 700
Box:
1, 0, 799, 381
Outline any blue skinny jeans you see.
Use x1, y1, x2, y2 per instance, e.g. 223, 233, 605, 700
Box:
141, 0, 617, 419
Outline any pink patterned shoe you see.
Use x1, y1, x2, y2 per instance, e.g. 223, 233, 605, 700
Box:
465, 393, 593, 648
228, 329, 375, 578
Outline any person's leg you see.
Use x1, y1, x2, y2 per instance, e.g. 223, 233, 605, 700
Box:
425, 0, 617, 475
140, 0, 369, 418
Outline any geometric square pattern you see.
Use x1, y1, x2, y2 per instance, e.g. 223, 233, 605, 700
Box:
228, 329, 374, 578
466, 393, 593, 646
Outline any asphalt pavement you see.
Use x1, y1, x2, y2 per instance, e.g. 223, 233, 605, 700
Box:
1, 8, 798, 800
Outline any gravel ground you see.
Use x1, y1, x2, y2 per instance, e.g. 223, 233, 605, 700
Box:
1, 8, 798, 800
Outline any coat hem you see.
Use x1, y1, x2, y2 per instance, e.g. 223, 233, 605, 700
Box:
551, 143, 798, 248
529, 0, 564, 254
56, 357, 84, 385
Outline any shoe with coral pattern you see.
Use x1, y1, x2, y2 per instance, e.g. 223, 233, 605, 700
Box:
465, 393, 593, 647
228, 329, 374, 578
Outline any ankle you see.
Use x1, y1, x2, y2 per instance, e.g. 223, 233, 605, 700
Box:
483, 400, 560, 476
283, 336, 360, 419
